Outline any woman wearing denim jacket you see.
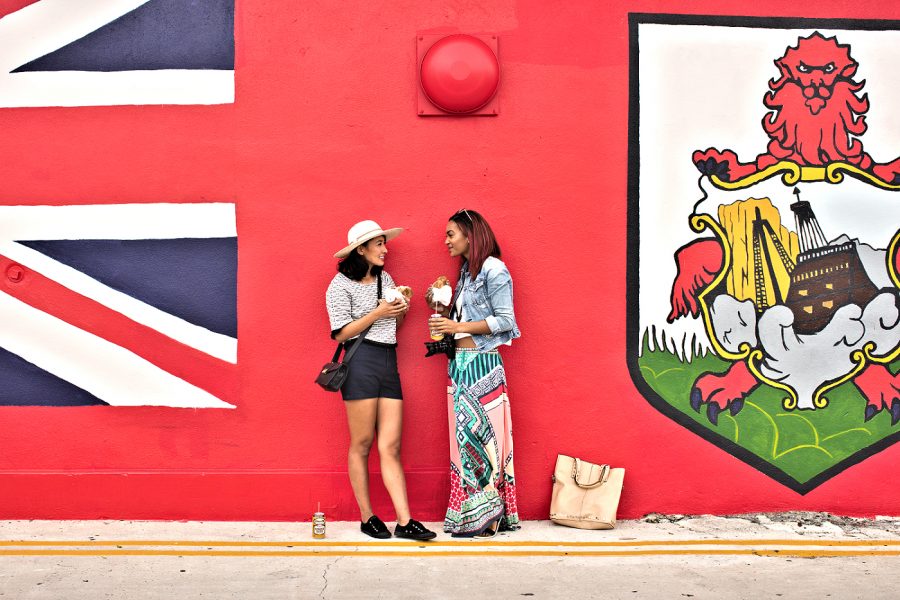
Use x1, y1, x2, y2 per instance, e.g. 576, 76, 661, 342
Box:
428, 209, 521, 537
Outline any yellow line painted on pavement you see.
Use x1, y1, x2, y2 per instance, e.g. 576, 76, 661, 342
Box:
1, 548, 900, 558
1, 538, 900, 548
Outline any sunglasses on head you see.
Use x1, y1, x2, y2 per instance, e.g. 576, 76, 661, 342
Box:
455, 208, 473, 221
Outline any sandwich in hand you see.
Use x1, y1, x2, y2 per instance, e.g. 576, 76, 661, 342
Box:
384, 285, 413, 304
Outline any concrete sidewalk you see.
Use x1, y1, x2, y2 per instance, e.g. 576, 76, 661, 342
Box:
1, 513, 899, 598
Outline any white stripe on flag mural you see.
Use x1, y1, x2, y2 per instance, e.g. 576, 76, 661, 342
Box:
0, 0, 233, 107
0, 203, 236, 242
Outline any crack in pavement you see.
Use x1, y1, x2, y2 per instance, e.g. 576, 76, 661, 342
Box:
319, 556, 343, 599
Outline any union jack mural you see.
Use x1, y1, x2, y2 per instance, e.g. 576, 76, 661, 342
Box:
0, 0, 237, 408
0, 204, 237, 408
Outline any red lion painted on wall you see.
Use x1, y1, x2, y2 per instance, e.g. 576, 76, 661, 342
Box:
694, 32, 900, 184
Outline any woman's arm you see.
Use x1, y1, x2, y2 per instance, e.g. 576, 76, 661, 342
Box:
432, 268, 516, 336
482, 266, 516, 334
449, 318, 491, 335
333, 300, 405, 343
427, 315, 485, 337
427, 265, 516, 337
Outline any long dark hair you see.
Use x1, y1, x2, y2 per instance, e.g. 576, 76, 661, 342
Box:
337, 238, 384, 281
449, 209, 500, 279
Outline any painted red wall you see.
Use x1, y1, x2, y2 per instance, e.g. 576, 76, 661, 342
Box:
2, 0, 900, 521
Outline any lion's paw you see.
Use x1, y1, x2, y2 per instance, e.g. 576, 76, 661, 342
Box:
853, 364, 900, 426
692, 149, 762, 183
690, 361, 759, 425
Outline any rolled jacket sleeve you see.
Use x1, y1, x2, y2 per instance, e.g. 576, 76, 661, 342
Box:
484, 266, 516, 334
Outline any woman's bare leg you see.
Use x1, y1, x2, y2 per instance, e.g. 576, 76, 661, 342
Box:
344, 398, 378, 521
376, 397, 411, 525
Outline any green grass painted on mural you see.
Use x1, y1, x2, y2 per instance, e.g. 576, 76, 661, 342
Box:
637, 338, 898, 484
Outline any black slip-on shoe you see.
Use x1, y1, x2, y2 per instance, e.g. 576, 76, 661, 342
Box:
361, 515, 391, 539
394, 518, 437, 541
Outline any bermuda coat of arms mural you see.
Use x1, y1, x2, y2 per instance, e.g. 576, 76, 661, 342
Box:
629, 15, 900, 492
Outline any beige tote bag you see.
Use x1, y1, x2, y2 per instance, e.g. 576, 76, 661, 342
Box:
550, 454, 625, 529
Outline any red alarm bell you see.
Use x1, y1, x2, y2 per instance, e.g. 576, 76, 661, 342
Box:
417, 34, 500, 116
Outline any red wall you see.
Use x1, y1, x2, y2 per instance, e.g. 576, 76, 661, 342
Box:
2, 0, 900, 521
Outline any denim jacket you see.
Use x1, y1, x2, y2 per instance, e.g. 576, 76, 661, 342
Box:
459, 256, 521, 352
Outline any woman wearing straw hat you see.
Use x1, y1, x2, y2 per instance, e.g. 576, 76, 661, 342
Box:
427, 208, 521, 537
325, 220, 436, 541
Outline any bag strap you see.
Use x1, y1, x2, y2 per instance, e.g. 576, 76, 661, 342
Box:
572, 458, 611, 489
447, 264, 467, 322
333, 272, 383, 363
340, 325, 371, 363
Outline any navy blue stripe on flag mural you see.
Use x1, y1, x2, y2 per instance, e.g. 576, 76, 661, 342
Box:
0, 345, 107, 406
19, 238, 237, 338
13, 0, 235, 73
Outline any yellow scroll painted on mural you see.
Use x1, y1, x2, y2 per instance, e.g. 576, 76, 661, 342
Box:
717, 198, 800, 308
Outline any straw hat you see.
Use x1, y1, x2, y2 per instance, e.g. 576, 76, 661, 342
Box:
334, 220, 403, 258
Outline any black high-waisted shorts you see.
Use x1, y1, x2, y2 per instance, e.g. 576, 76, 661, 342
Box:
341, 341, 404, 401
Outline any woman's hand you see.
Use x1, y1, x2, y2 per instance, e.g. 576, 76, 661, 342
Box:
425, 287, 451, 317
428, 315, 459, 336
375, 299, 406, 319
395, 298, 410, 319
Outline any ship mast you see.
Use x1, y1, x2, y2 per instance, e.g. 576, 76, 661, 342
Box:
790, 187, 829, 253
751, 206, 795, 311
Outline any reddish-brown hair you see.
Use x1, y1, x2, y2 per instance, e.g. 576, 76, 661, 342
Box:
449, 209, 501, 279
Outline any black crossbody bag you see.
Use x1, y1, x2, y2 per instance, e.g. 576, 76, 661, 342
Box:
316, 274, 382, 392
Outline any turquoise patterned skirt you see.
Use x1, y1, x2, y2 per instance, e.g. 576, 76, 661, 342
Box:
444, 349, 520, 535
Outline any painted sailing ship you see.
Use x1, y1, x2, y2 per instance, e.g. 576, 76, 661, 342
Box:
778, 190, 880, 334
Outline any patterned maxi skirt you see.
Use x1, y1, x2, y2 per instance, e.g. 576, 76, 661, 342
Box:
444, 348, 520, 535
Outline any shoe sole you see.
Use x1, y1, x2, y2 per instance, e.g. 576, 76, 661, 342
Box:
394, 533, 437, 541
361, 530, 391, 539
